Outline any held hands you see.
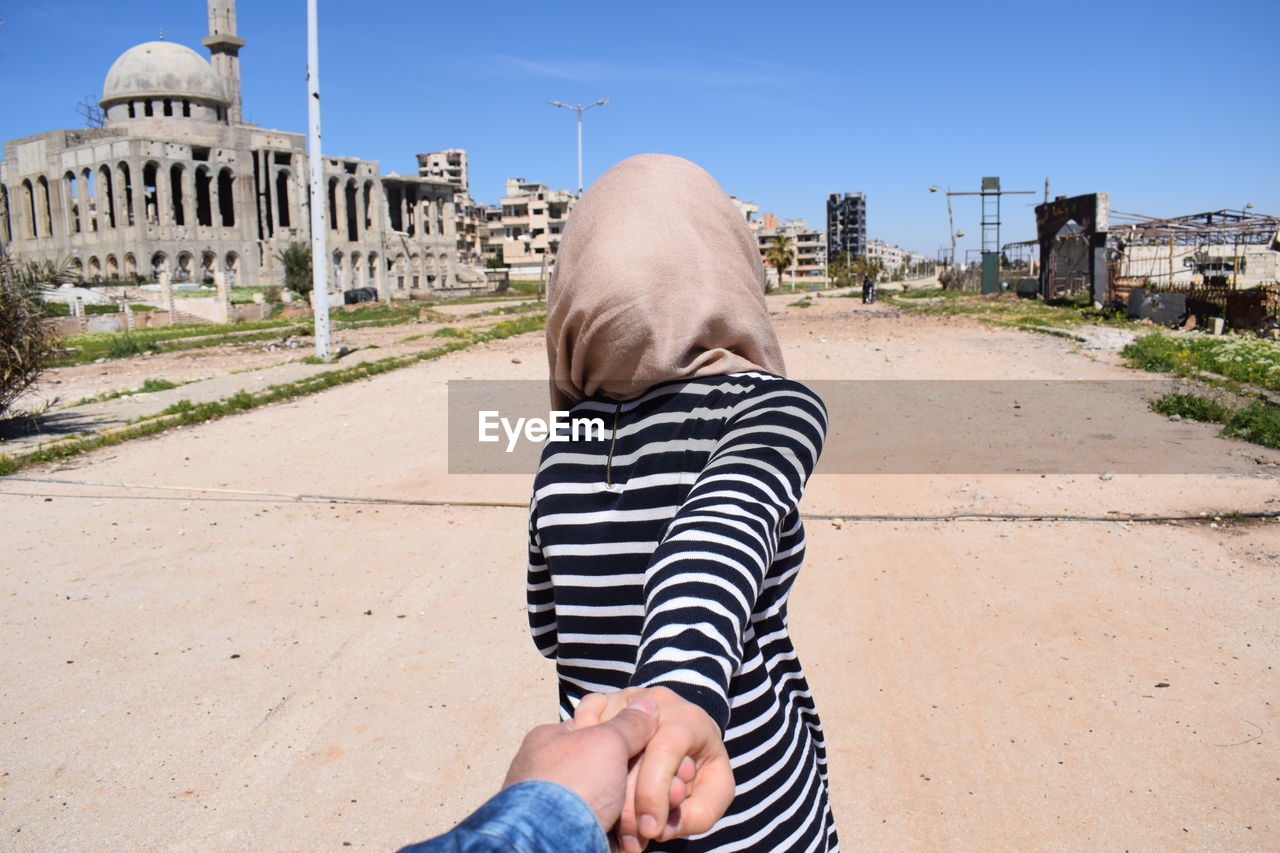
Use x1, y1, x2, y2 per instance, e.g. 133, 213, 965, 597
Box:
502, 697, 661, 830
575, 686, 735, 853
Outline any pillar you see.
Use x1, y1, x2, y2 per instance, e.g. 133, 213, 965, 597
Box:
181, 168, 196, 230
155, 162, 171, 227
159, 268, 174, 314
214, 267, 232, 323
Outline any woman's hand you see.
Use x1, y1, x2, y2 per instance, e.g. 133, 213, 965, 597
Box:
576, 686, 734, 852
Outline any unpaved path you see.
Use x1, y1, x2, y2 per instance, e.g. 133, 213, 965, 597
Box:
1, 291, 1276, 851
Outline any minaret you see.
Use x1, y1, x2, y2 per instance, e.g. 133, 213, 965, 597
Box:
202, 0, 245, 123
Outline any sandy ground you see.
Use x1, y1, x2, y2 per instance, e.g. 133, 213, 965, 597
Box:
1, 291, 1277, 851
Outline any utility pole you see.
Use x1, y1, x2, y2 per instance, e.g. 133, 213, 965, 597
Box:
305, 0, 330, 359
548, 100, 610, 194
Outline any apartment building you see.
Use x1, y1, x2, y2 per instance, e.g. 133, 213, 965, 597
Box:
827, 191, 867, 260
416, 148, 488, 267
491, 177, 575, 275
758, 218, 827, 283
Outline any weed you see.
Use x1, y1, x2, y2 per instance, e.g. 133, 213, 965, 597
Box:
432, 326, 469, 338
1123, 333, 1280, 392
1151, 393, 1233, 423
1223, 402, 1280, 448
138, 378, 178, 393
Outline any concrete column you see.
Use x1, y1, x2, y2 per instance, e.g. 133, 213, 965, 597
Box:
444, 197, 457, 237
155, 162, 171, 227
337, 181, 349, 242
180, 168, 196, 229
214, 267, 232, 323
113, 166, 128, 230
159, 269, 174, 314
95, 168, 108, 231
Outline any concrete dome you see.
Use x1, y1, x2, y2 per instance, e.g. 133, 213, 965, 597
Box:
101, 41, 227, 106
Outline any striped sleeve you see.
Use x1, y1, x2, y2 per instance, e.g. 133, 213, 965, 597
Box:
527, 496, 558, 659
629, 384, 827, 730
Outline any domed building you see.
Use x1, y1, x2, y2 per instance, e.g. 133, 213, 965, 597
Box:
0, 0, 469, 317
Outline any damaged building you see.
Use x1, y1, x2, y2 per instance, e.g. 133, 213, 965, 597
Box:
0, 0, 483, 308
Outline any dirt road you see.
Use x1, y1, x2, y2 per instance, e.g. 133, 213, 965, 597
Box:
2, 292, 1276, 851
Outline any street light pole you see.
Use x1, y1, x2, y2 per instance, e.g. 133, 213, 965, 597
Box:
306, 0, 330, 359
929, 185, 956, 270
549, 99, 610, 194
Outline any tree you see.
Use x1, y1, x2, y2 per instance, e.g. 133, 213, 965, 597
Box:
276, 242, 313, 297
0, 251, 65, 418
764, 235, 794, 292
849, 255, 884, 283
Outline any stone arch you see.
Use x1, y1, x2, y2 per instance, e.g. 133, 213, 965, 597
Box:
350, 251, 363, 288
327, 176, 339, 231
367, 250, 380, 293
217, 168, 235, 227
439, 252, 450, 287
176, 252, 193, 282
410, 252, 422, 290
393, 252, 407, 290
345, 178, 358, 241
87, 255, 101, 282
81, 168, 96, 231
195, 166, 213, 226
169, 164, 186, 226
19, 179, 36, 238
69, 257, 84, 281
36, 176, 54, 237
151, 252, 168, 280
99, 165, 116, 228
0, 183, 10, 244
142, 161, 161, 225
225, 251, 240, 286
116, 162, 134, 227
201, 251, 217, 284
106, 254, 119, 281
124, 253, 138, 280
64, 171, 81, 234
275, 169, 291, 228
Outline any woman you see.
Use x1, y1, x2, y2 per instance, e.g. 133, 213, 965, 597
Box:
527, 154, 838, 852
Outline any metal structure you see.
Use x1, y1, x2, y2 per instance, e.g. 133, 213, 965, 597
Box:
548, 99, 610, 194
943, 178, 1034, 293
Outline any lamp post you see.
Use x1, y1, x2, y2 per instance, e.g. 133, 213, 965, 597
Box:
928, 185, 956, 270
548, 99, 610, 194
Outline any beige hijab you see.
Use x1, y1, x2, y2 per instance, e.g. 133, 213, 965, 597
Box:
546, 154, 785, 411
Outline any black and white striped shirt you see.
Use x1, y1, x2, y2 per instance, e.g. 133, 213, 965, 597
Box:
528, 372, 839, 852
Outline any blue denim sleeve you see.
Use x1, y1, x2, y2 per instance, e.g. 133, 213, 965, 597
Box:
395, 779, 608, 853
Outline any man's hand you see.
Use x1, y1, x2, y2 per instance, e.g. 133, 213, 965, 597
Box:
576, 686, 734, 852
502, 697, 660, 830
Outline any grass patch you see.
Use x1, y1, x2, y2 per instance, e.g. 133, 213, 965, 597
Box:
70, 377, 183, 407
1151, 392, 1280, 449
788, 297, 813, 308
1123, 333, 1280, 392
1, 313, 547, 475
432, 326, 469, 338
887, 290, 1136, 330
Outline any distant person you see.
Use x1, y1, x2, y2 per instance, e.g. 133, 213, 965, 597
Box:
529, 154, 839, 851
862, 274, 876, 304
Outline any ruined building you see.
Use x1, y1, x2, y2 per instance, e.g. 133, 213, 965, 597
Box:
826, 191, 867, 261
0, 0, 478, 302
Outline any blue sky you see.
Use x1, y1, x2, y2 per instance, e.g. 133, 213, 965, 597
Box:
2, 0, 1276, 258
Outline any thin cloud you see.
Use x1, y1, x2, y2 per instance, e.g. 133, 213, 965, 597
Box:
492, 53, 793, 88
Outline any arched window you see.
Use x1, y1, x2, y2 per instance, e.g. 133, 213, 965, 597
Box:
182, 99, 191, 118
151, 252, 168, 281
144, 100, 154, 117
64, 171, 80, 234
163, 98, 173, 117
195, 167, 212, 226
87, 256, 101, 282
99, 165, 116, 229
345, 179, 358, 241
0, 184, 12, 243
117, 162, 134, 227
82, 168, 97, 232
124, 254, 137, 281
169, 164, 186, 226
106, 255, 119, 281
217, 168, 235, 227
128, 102, 136, 119
142, 162, 159, 225
327, 177, 339, 231
225, 252, 239, 286
36, 176, 54, 236
275, 170, 291, 227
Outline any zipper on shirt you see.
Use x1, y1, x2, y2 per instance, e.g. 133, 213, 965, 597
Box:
604, 399, 622, 487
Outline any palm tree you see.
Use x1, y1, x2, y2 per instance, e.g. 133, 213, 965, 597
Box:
764, 235, 794, 291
